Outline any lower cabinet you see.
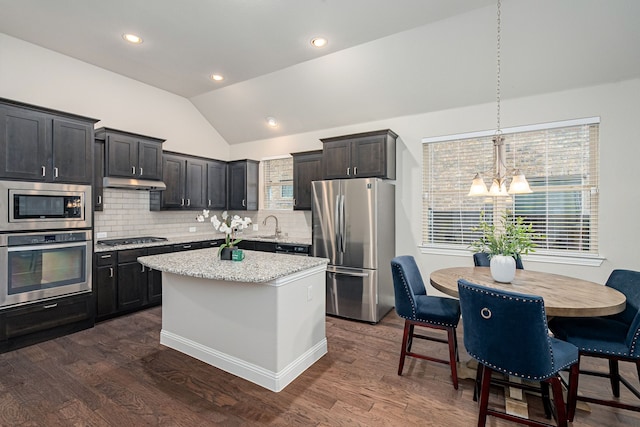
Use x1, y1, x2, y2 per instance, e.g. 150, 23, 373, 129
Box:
0, 293, 94, 353
94, 241, 222, 322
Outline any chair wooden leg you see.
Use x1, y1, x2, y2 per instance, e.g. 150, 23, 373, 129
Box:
407, 324, 415, 352
609, 359, 621, 397
473, 363, 484, 402
636, 360, 640, 383
447, 327, 459, 390
566, 362, 580, 422
540, 382, 552, 419
549, 376, 568, 427
477, 365, 492, 427
398, 321, 411, 375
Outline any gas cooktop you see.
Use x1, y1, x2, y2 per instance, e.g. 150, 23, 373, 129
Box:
97, 236, 168, 246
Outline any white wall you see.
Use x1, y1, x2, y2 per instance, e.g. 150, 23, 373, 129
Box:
233, 79, 640, 286
0, 33, 229, 159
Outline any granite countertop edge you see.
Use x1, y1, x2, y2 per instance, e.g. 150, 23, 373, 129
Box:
95, 232, 312, 252
138, 248, 328, 283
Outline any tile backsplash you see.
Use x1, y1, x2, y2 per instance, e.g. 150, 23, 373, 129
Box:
94, 189, 312, 240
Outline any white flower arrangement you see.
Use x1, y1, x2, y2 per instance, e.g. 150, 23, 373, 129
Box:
196, 210, 252, 253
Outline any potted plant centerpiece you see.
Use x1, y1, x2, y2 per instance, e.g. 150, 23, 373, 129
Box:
196, 210, 252, 260
470, 211, 538, 283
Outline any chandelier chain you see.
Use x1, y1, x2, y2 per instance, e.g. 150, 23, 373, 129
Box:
496, 0, 501, 134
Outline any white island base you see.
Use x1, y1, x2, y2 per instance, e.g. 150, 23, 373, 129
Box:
159, 264, 327, 392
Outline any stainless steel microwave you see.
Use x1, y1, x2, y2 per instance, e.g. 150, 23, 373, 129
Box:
0, 180, 92, 231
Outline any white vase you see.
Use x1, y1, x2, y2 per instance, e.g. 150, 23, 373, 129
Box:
490, 255, 516, 283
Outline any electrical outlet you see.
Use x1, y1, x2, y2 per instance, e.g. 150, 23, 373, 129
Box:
189, 227, 196, 232
252, 224, 259, 231
96, 232, 107, 238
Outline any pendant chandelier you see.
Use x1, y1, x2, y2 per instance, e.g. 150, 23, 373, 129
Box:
469, 0, 532, 197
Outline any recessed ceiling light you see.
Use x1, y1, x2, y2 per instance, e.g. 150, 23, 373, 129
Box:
310, 37, 328, 48
210, 74, 224, 81
266, 117, 278, 128
122, 33, 143, 44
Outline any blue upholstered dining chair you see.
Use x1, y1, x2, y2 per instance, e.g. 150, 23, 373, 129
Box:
549, 269, 640, 419
473, 252, 524, 269
390, 256, 460, 389
458, 279, 580, 427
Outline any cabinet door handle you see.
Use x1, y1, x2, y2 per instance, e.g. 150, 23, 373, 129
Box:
54, 167, 59, 178
187, 199, 191, 206
100, 254, 112, 259
132, 166, 136, 175
139, 167, 143, 176
41, 166, 46, 177
181, 198, 185, 206
208, 199, 211, 206
109, 267, 114, 277
242, 199, 246, 207
43, 303, 58, 309
141, 265, 145, 273
346, 167, 350, 176
98, 195, 102, 205
183, 245, 192, 249
293, 198, 296, 206
354, 166, 357, 175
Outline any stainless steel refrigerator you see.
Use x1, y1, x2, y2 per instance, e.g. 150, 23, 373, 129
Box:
311, 178, 395, 323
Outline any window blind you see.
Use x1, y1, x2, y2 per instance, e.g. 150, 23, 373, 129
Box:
422, 119, 599, 256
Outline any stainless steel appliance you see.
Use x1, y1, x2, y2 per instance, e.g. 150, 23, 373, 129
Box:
275, 243, 310, 256
312, 178, 395, 323
0, 180, 91, 231
0, 230, 92, 308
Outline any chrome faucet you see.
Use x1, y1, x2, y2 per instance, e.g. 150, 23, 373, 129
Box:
262, 215, 281, 237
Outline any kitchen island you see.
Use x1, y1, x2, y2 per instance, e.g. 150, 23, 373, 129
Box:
137, 248, 328, 392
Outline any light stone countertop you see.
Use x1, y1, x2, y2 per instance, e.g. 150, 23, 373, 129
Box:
95, 232, 311, 252
138, 248, 328, 283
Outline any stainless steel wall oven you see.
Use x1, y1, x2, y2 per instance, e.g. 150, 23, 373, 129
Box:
0, 180, 92, 309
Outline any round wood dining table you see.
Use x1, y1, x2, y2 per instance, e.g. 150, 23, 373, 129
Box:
430, 267, 626, 317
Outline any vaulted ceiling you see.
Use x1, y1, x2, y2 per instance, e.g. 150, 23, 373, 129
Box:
1, 0, 639, 144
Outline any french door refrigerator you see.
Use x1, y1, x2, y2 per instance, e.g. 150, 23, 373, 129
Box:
311, 178, 395, 323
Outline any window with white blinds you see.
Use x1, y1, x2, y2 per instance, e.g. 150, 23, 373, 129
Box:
422, 118, 600, 256
263, 157, 294, 210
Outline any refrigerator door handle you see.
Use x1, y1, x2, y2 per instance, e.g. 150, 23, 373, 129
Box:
339, 194, 346, 253
327, 266, 370, 277
334, 194, 341, 253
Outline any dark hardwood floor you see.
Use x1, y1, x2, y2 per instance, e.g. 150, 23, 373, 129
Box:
1, 306, 639, 426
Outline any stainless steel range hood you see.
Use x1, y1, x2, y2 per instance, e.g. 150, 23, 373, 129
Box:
103, 176, 166, 191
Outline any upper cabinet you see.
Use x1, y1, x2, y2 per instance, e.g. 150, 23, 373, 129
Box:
94, 139, 105, 211
207, 159, 227, 210
227, 160, 259, 211
151, 152, 226, 211
0, 99, 97, 183
321, 129, 397, 180
291, 150, 323, 211
95, 127, 164, 181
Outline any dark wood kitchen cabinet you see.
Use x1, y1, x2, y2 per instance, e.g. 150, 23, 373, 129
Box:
207, 159, 227, 210
96, 127, 164, 181
94, 139, 105, 211
227, 159, 259, 210
0, 293, 94, 353
95, 251, 117, 318
151, 152, 207, 210
321, 129, 397, 180
117, 248, 148, 312
0, 98, 97, 183
291, 150, 323, 210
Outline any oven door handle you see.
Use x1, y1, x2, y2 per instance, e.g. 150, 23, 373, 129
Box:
7, 241, 89, 252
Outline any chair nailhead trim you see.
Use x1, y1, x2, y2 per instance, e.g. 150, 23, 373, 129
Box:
460, 282, 578, 379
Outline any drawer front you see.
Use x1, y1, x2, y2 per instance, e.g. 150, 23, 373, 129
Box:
117, 248, 147, 263
1, 293, 92, 340
96, 251, 116, 266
